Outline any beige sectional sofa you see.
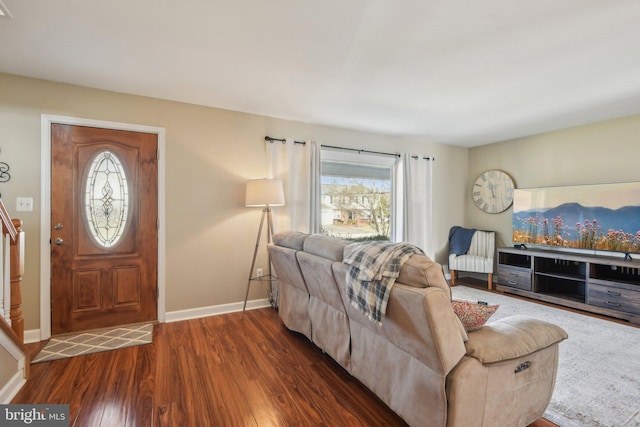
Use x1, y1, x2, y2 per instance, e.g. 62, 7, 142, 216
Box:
268, 232, 568, 427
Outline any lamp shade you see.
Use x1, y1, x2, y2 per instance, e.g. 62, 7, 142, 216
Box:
245, 179, 285, 207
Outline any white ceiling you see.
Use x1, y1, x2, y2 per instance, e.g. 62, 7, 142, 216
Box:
2, 0, 640, 147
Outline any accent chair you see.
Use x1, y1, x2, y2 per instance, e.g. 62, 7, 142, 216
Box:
449, 229, 495, 289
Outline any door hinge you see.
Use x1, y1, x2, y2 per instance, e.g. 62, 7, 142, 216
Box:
156, 147, 159, 160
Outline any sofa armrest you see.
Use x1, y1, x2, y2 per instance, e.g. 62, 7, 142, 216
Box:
464, 315, 567, 364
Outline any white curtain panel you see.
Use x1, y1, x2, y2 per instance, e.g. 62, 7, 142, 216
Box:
266, 139, 320, 234
402, 153, 434, 258
391, 155, 404, 243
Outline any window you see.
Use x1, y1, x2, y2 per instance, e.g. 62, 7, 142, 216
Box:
84, 150, 129, 247
320, 148, 397, 241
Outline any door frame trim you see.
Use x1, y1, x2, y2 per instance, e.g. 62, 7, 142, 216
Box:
40, 114, 166, 340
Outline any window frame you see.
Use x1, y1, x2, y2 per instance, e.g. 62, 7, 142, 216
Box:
320, 147, 400, 241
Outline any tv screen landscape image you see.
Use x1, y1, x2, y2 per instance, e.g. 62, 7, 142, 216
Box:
512, 182, 640, 255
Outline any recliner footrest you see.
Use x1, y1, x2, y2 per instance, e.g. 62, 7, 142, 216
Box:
463, 315, 568, 364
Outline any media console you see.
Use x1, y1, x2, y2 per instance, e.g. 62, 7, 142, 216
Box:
497, 247, 640, 324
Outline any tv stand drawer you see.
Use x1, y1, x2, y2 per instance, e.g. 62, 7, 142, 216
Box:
498, 266, 532, 291
588, 284, 640, 315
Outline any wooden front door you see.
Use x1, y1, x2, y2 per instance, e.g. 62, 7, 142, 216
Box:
51, 124, 158, 335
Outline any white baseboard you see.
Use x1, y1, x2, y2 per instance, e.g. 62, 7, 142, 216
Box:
24, 329, 41, 344
24, 299, 273, 339
165, 298, 272, 323
0, 370, 26, 404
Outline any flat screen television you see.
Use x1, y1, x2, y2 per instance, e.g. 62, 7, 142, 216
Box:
512, 181, 640, 256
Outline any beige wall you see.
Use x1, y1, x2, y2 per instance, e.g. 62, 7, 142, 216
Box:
466, 114, 640, 249
0, 73, 468, 331
0, 343, 18, 392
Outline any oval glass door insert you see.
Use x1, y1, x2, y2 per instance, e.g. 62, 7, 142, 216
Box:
84, 150, 129, 247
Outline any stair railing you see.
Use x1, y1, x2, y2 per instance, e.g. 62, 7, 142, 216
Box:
0, 199, 25, 343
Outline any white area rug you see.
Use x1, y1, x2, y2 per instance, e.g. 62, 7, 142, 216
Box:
32, 323, 154, 363
452, 286, 640, 427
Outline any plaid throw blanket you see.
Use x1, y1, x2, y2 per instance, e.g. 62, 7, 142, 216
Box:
344, 241, 424, 325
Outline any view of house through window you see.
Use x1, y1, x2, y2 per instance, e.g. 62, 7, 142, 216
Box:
320, 149, 395, 241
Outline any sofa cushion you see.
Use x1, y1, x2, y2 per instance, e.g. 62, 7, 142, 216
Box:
272, 231, 307, 250
452, 298, 499, 332
304, 234, 350, 261
396, 254, 450, 294
464, 315, 568, 364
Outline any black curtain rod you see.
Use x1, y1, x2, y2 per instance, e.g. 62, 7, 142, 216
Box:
411, 155, 435, 161
265, 137, 433, 160
321, 144, 400, 158
265, 136, 306, 145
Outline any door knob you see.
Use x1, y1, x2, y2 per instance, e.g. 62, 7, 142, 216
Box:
54, 223, 64, 230
54, 238, 64, 245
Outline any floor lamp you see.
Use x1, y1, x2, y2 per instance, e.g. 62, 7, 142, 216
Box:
242, 178, 285, 319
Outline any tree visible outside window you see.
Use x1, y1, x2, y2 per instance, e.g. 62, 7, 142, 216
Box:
320, 150, 394, 241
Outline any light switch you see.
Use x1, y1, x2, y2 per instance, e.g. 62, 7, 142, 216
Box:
16, 197, 33, 212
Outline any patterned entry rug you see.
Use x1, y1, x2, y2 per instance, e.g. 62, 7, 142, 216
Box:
32, 323, 154, 363
452, 286, 640, 427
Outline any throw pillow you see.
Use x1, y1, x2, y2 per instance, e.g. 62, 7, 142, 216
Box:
452, 298, 499, 332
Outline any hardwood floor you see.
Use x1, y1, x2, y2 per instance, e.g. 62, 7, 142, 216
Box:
15, 309, 407, 426
14, 290, 555, 426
